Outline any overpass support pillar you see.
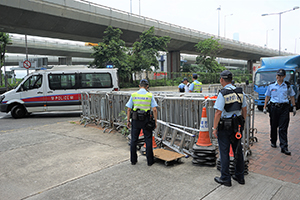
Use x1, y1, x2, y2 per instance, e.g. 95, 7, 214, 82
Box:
167, 51, 180, 79
247, 60, 256, 75
59, 56, 72, 65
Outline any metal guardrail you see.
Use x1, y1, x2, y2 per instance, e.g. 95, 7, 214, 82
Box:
80, 90, 257, 158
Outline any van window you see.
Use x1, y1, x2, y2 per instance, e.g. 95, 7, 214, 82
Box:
22, 75, 43, 90
48, 73, 113, 90
48, 74, 76, 90
79, 73, 112, 88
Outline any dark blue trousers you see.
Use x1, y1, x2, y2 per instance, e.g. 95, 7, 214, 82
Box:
269, 104, 290, 150
130, 118, 154, 165
218, 129, 244, 182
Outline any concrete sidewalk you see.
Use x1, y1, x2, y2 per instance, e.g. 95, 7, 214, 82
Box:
1, 115, 299, 200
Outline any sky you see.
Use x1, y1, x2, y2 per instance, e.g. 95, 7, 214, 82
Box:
84, 0, 300, 53
4, 0, 300, 78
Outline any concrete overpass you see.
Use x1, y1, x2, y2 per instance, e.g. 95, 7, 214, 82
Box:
0, 0, 291, 73
4, 36, 247, 69
5, 54, 93, 66
7, 36, 92, 58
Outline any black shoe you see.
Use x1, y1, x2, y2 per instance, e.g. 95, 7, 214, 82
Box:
147, 161, 155, 166
214, 177, 232, 187
281, 149, 291, 155
232, 175, 245, 185
271, 143, 277, 148
131, 162, 137, 165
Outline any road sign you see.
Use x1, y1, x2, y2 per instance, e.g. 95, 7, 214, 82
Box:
23, 60, 31, 69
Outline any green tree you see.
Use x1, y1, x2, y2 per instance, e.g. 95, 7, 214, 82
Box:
129, 27, 170, 78
194, 37, 225, 73
0, 32, 10, 86
90, 26, 130, 81
181, 63, 202, 72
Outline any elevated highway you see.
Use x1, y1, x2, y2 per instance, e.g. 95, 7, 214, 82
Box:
7, 37, 92, 58
0, 0, 291, 72
4, 37, 246, 68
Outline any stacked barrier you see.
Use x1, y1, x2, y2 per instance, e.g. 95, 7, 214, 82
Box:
80, 88, 256, 159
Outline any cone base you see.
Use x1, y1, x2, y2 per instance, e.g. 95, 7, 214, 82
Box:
193, 144, 216, 151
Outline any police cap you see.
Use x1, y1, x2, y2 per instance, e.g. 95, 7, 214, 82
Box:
192, 73, 198, 79
183, 77, 188, 81
140, 79, 149, 85
277, 69, 286, 76
220, 70, 232, 79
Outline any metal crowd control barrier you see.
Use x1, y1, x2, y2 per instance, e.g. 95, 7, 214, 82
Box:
154, 120, 197, 157
80, 90, 256, 158
208, 83, 254, 95
80, 92, 91, 127
243, 94, 258, 157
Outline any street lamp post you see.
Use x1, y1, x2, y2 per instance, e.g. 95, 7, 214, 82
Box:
217, 5, 221, 37
130, 0, 132, 14
262, 6, 299, 55
224, 13, 233, 38
139, 0, 141, 16
265, 29, 273, 47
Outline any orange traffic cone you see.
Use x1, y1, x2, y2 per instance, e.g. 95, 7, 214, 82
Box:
229, 144, 234, 157
139, 130, 143, 137
143, 135, 157, 148
196, 107, 212, 146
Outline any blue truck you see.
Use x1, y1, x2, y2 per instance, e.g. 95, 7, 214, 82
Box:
253, 55, 300, 111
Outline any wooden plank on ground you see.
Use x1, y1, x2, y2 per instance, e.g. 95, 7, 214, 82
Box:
153, 148, 184, 162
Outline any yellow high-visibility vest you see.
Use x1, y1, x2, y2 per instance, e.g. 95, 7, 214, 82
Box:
131, 92, 152, 111
193, 81, 202, 93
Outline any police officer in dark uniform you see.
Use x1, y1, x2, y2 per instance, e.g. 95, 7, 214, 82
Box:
212, 70, 247, 187
126, 79, 158, 166
263, 69, 296, 155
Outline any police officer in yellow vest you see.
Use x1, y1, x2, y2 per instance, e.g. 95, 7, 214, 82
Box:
126, 79, 158, 166
189, 73, 202, 93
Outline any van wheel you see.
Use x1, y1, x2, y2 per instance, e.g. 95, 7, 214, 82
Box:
11, 105, 27, 119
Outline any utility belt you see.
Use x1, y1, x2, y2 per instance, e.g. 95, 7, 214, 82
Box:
131, 109, 151, 121
270, 102, 289, 108
131, 109, 156, 131
218, 114, 245, 137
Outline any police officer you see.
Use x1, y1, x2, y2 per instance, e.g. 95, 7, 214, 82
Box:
178, 80, 185, 92
263, 69, 296, 156
212, 70, 247, 187
189, 74, 202, 93
126, 79, 158, 166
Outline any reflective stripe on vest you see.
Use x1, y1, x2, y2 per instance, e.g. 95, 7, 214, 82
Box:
193, 81, 202, 93
131, 92, 152, 111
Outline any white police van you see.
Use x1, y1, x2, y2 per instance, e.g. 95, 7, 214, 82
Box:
0, 65, 119, 118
